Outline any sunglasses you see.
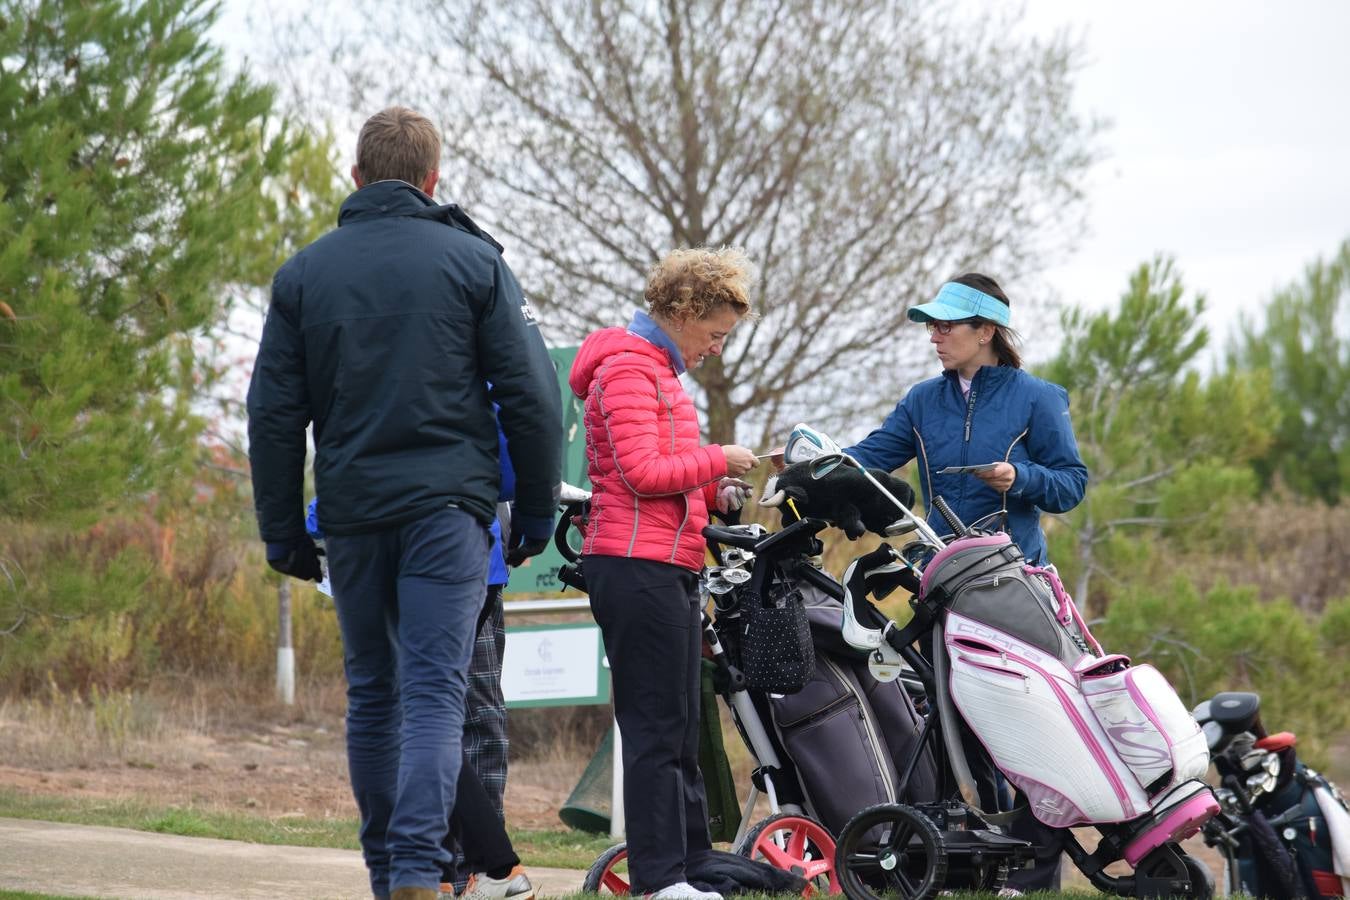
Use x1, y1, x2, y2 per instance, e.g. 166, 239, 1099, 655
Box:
925, 318, 981, 336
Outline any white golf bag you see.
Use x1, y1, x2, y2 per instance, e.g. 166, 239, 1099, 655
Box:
929, 532, 1216, 861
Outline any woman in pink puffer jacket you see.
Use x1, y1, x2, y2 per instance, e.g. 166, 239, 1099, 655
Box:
568, 248, 759, 900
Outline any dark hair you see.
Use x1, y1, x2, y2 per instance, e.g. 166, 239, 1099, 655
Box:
952, 272, 1021, 369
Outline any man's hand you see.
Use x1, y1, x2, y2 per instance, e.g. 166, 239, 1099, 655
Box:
266, 537, 323, 582
715, 477, 754, 514
506, 512, 555, 567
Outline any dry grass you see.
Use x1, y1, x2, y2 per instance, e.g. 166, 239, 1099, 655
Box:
0, 674, 590, 832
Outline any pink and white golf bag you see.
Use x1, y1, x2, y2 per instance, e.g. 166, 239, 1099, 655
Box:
923, 533, 1218, 865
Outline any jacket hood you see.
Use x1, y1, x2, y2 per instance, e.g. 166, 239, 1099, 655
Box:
569, 327, 671, 398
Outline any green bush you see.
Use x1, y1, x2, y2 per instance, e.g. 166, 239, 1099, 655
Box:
1096, 576, 1349, 767
0, 511, 343, 696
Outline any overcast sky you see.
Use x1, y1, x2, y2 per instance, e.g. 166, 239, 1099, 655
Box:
1016, 0, 1350, 354
216, 1, 1350, 358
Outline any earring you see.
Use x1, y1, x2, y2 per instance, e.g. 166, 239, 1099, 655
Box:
979, 339, 986, 345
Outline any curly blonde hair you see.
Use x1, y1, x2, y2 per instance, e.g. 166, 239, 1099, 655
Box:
645, 247, 755, 323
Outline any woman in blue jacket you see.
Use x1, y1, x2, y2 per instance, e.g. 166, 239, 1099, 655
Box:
845, 273, 1087, 566
846, 272, 1087, 892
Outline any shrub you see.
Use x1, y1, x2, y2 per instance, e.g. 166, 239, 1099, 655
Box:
1096, 577, 1349, 767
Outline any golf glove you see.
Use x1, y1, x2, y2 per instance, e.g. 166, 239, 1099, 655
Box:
266, 536, 323, 582
716, 478, 754, 514
505, 512, 555, 567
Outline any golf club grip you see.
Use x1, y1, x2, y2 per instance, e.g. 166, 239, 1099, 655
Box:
931, 495, 968, 537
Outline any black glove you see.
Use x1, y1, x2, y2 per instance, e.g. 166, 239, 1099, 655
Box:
505, 513, 554, 567
265, 537, 323, 582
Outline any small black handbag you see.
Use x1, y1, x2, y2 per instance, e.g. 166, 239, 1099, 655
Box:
739, 584, 814, 695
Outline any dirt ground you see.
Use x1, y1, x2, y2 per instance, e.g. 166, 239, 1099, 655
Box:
0, 694, 577, 831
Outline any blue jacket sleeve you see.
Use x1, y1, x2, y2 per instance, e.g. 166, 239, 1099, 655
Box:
1007, 383, 1088, 513
496, 418, 516, 502
845, 394, 917, 472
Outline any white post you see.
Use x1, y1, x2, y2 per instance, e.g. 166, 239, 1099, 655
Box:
276, 578, 295, 705
609, 717, 625, 840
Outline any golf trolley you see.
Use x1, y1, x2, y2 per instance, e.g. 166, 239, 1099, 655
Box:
775, 440, 1220, 900
1194, 691, 1350, 898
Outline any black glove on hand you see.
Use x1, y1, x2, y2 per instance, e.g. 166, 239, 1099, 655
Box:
266, 537, 323, 582
505, 513, 554, 567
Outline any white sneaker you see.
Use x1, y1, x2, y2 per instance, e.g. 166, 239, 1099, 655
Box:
460, 867, 535, 900
997, 888, 1025, 898
651, 881, 722, 900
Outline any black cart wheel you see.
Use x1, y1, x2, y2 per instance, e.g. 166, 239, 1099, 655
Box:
834, 803, 947, 900
1179, 853, 1215, 899
583, 842, 630, 894
1133, 843, 1215, 899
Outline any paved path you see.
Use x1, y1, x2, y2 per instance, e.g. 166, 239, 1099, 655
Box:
0, 818, 588, 899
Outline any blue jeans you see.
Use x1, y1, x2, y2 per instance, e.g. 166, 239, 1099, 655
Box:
326, 506, 489, 896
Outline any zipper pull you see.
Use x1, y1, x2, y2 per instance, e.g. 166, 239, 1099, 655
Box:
1023, 676, 1031, 694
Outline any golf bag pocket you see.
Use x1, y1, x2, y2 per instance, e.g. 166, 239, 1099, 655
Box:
741, 586, 814, 695
769, 656, 900, 835
1077, 661, 1210, 796
945, 613, 1152, 827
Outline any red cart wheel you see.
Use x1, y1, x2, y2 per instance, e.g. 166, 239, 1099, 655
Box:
736, 812, 840, 895
583, 842, 630, 894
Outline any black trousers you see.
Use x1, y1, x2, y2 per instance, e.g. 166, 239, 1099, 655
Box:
584, 555, 712, 895
440, 753, 519, 878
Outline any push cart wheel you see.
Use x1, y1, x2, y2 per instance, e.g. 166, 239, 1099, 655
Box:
735, 812, 840, 895
834, 803, 947, 900
1179, 853, 1215, 899
582, 842, 630, 895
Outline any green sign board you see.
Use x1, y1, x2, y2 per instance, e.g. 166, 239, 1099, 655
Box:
505, 345, 590, 597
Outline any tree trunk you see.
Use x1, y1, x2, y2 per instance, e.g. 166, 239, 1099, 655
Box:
699, 357, 736, 445
1074, 520, 1095, 622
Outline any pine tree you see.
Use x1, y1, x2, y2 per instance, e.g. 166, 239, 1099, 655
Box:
1229, 239, 1350, 503
0, 0, 291, 525
1038, 258, 1278, 615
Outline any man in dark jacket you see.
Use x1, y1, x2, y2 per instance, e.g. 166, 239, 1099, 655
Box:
246, 106, 561, 900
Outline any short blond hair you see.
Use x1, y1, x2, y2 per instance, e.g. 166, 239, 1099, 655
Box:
645, 247, 754, 323
355, 107, 441, 186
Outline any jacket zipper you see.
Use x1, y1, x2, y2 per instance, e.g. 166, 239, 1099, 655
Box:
963, 388, 977, 443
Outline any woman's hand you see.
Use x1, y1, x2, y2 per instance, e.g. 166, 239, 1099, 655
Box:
721, 444, 760, 478
715, 478, 754, 513
974, 461, 1016, 493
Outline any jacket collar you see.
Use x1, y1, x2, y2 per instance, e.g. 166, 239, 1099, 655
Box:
338, 180, 435, 226
941, 364, 1016, 393
628, 310, 686, 375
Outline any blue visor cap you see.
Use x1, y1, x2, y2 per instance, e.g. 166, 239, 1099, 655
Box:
906, 282, 1010, 326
